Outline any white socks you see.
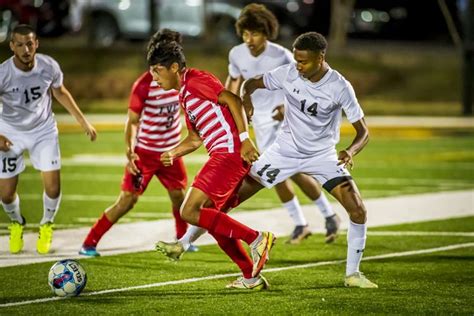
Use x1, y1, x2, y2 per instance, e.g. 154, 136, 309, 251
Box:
283, 196, 307, 226
1, 195, 23, 224
346, 220, 367, 276
314, 193, 335, 218
179, 225, 206, 251
40, 192, 61, 225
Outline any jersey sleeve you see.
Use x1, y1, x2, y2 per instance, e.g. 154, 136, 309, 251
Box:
227, 48, 241, 79
50, 57, 63, 88
283, 47, 294, 63
186, 74, 224, 104
128, 76, 148, 114
339, 81, 364, 123
263, 64, 290, 91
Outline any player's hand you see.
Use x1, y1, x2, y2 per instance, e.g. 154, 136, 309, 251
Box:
0, 135, 13, 152
126, 150, 140, 175
83, 121, 97, 141
161, 151, 174, 167
271, 105, 284, 121
240, 139, 259, 165
337, 149, 354, 170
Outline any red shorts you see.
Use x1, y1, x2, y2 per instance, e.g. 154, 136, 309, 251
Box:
192, 153, 250, 210
121, 147, 187, 195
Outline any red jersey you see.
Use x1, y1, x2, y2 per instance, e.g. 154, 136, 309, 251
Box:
129, 72, 181, 152
179, 68, 240, 155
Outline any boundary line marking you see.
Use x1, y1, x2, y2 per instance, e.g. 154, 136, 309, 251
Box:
1, 242, 473, 308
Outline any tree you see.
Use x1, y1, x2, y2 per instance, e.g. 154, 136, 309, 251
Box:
329, 0, 356, 51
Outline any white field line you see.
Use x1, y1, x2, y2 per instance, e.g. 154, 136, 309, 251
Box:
1, 242, 473, 309
367, 231, 474, 237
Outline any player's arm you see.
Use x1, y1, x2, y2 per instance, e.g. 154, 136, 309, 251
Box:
125, 110, 140, 175
52, 85, 97, 141
161, 127, 202, 167
337, 118, 369, 169
224, 75, 244, 95
241, 77, 265, 117
0, 135, 13, 152
218, 90, 259, 164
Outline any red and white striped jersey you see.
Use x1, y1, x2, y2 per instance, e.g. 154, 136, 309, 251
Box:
129, 72, 181, 153
179, 68, 240, 155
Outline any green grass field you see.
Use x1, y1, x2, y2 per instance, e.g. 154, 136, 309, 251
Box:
2, 131, 472, 230
0, 217, 473, 314
0, 131, 473, 314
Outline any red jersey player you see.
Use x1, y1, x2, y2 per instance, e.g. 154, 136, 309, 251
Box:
149, 38, 276, 290
79, 30, 189, 257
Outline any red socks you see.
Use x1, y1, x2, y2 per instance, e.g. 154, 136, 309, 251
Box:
172, 207, 188, 239
82, 213, 113, 247
198, 207, 258, 245
213, 233, 253, 278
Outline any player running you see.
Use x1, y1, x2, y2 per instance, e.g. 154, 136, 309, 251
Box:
225, 3, 340, 244
79, 29, 196, 257
238, 32, 378, 288
0, 24, 97, 254
149, 37, 275, 290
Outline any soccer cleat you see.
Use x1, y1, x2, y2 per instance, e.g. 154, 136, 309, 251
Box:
226, 275, 269, 290
9, 219, 25, 254
37, 222, 54, 254
155, 240, 185, 261
325, 214, 341, 244
344, 272, 378, 289
186, 244, 199, 252
79, 246, 101, 257
286, 225, 311, 244
250, 231, 276, 277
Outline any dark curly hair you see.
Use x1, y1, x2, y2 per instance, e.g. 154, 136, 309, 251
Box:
146, 28, 182, 53
293, 32, 328, 53
235, 3, 279, 40
147, 40, 186, 69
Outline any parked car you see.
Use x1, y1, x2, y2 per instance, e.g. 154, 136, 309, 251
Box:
69, 0, 242, 47
0, 0, 69, 43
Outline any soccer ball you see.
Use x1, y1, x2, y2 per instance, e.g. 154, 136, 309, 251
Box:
48, 259, 87, 297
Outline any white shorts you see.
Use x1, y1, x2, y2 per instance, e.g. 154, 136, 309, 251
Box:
249, 141, 352, 192
253, 121, 280, 152
0, 122, 60, 179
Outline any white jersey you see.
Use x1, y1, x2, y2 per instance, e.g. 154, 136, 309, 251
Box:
228, 41, 293, 128
0, 53, 63, 131
263, 63, 364, 157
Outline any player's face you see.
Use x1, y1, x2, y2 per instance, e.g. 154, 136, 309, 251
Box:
242, 30, 267, 57
293, 49, 324, 82
149, 63, 179, 90
10, 32, 38, 69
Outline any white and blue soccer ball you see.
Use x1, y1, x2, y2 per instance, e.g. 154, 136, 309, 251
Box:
48, 259, 87, 297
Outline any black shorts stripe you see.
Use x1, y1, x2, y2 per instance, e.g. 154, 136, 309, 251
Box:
323, 176, 353, 192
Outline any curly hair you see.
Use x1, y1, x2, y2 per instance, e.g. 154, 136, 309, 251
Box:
147, 40, 186, 69
235, 3, 279, 40
293, 32, 328, 53
146, 28, 182, 53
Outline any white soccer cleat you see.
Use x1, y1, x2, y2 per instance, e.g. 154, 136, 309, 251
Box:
344, 272, 378, 288
226, 275, 269, 290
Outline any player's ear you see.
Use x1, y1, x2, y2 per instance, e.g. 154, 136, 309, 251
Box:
170, 62, 179, 74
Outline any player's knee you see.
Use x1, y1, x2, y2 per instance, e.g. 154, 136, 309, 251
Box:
349, 205, 367, 224
168, 189, 185, 208
120, 193, 138, 210
44, 188, 61, 199
180, 204, 199, 224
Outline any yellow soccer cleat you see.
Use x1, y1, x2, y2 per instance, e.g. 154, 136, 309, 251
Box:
250, 231, 276, 277
9, 221, 24, 254
226, 275, 269, 290
344, 272, 378, 289
37, 222, 54, 254
155, 240, 185, 261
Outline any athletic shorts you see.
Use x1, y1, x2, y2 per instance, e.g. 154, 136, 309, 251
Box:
121, 147, 187, 195
253, 121, 281, 153
249, 141, 352, 192
0, 122, 60, 179
192, 153, 250, 210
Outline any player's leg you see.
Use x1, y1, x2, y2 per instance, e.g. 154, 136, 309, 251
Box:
0, 176, 24, 254
329, 180, 377, 289
291, 173, 340, 243
274, 180, 311, 244
0, 132, 26, 254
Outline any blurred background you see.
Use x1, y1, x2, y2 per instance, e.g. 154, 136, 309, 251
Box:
0, 0, 473, 116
